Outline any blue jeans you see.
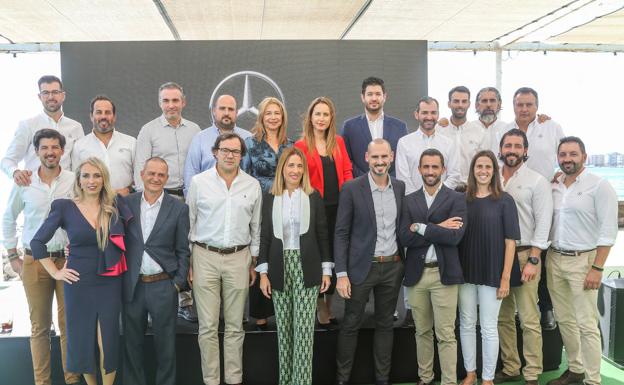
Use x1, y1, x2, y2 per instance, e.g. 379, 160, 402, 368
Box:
458, 284, 502, 381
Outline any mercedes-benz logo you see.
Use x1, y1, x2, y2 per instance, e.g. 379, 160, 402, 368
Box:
209, 71, 286, 129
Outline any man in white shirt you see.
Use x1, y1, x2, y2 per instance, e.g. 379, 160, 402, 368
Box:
436, 85, 471, 141
187, 132, 262, 385
1, 75, 84, 186
496, 129, 553, 385
2, 129, 81, 385
133, 82, 200, 322
71, 95, 136, 196
546, 137, 618, 385
183, 95, 252, 195
134, 82, 200, 196
396, 96, 461, 195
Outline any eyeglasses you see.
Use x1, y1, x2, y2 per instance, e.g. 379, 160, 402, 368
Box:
218, 148, 242, 157
40, 90, 64, 97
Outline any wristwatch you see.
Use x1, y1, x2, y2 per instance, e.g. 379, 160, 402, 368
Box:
528, 256, 540, 265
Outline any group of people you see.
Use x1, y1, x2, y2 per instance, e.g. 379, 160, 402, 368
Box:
1, 74, 618, 385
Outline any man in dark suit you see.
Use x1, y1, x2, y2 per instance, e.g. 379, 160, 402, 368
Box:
398, 148, 467, 385
122, 157, 191, 385
334, 138, 405, 385
341, 76, 408, 177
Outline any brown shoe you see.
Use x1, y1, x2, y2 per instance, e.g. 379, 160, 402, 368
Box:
546, 369, 584, 385
525, 380, 538, 385
494, 371, 522, 383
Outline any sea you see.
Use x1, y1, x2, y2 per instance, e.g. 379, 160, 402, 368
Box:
587, 166, 624, 200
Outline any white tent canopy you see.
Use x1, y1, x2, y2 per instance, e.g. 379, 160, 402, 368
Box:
1, 0, 624, 52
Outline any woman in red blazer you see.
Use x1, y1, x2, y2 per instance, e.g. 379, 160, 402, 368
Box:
295, 96, 353, 327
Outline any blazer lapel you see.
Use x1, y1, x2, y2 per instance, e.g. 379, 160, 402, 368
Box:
272, 195, 283, 241
129, 194, 144, 243
145, 194, 173, 244
414, 189, 429, 222
299, 192, 310, 235
359, 177, 377, 229
427, 186, 449, 221
359, 114, 373, 143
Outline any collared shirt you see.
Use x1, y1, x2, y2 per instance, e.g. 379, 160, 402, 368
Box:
183, 125, 252, 195
368, 173, 398, 257
395, 129, 461, 195
416, 183, 443, 263
187, 167, 262, 256
2, 168, 74, 250
134, 115, 201, 191
1, 112, 84, 178
139, 191, 165, 275
71, 130, 136, 190
436, 120, 469, 142
502, 118, 565, 181
455, 118, 510, 182
366, 111, 385, 140
502, 164, 553, 250
550, 169, 618, 250
282, 188, 301, 250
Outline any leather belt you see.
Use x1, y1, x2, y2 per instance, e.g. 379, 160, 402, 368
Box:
139, 272, 170, 283
372, 255, 400, 263
194, 242, 248, 255
516, 246, 532, 252
165, 187, 184, 197
424, 262, 439, 268
551, 247, 596, 257
24, 248, 65, 259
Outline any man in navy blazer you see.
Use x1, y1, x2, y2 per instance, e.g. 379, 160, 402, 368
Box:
122, 157, 191, 385
334, 139, 405, 385
398, 148, 467, 385
341, 76, 408, 177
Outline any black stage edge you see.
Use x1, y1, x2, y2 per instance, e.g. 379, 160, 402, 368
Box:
0, 322, 562, 385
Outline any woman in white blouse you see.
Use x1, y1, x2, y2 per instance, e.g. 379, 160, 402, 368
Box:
257, 147, 332, 385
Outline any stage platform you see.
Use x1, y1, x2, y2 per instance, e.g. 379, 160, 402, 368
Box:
0, 281, 563, 385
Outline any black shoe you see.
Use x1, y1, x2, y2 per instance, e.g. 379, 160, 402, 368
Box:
317, 321, 336, 331
329, 317, 339, 325
255, 323, 268, 331
494, 371, 522, 383
178, 305, 198, 322
541, 310, 556, 331
335, 381, 349, 385
402, 309, 414, 327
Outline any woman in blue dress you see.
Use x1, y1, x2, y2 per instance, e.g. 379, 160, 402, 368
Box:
31, 157, 129, 385
242, 97, 294, 330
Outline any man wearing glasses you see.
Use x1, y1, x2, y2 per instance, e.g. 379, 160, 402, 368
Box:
186, 132, 262, 385
2, 75, 84, 187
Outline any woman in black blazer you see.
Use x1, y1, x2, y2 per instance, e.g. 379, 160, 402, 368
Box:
258, 147, 331, 385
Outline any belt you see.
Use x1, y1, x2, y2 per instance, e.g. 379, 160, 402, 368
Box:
194, 242, 248, 255
424, 261, 439, 268
372, 255, 400, 263
139, 272, 170, 283
24, 248, 65, 259
551, 247, 596, 257
516, 246, 532, 252
165, 188, 184, 197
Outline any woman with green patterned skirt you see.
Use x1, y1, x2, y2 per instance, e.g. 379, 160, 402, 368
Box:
257, 147, 332, 385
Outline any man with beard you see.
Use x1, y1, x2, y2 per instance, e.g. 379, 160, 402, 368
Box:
399, 148, 467, 385
546, 136, 617, 385
2, 129, 82, 385
396, 97, 461, 195
341, 76, 408, 177
496, 129, 553, 385
437, 85, 471, 141
2, 75, 84, 187
71, 95, 136, 196
134, 82, 200, 196
335, 139, 405, 385
183, 94, 252, 195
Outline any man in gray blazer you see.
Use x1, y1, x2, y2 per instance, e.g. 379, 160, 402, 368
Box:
122, 157, 191, 385
334, 138, 405, 385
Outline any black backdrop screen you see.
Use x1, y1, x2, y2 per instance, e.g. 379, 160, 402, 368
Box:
61, 41, 427, 138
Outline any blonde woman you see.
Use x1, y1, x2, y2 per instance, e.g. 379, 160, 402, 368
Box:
295, 96, 353, 327
241, 97, 294, 329
258, 147, 331, 385
30, 157, 130, 385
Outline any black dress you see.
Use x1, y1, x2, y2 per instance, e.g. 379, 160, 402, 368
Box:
459, 193, 522, 288
30, 198, 130, 374
320, 155, 340, 295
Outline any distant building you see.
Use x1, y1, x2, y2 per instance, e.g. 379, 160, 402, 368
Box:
608, 152, 624, 167
589, 154, 605, 167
